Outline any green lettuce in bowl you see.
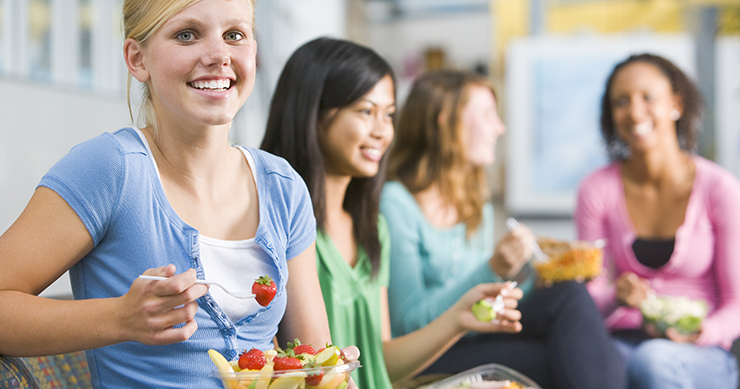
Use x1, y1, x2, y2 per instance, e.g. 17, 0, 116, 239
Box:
640, 295, 708, 335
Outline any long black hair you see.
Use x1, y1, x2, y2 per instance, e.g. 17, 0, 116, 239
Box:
600, 53, 704, 161
261, 37, 396, 278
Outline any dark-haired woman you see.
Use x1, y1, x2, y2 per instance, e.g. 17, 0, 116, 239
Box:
575, 53, 740, 388
261, 37, 523, 388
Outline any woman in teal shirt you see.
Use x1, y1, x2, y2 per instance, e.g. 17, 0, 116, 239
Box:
261, 38, 524, 388
382, 70, 625, 388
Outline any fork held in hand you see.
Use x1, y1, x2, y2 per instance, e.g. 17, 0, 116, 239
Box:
505, 217, 550, 263
138, 275, 256, 299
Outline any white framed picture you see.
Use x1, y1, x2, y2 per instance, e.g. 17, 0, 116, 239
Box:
504, 33, 695, 216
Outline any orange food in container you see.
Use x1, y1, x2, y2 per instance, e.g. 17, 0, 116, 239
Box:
533, 238, 603, 283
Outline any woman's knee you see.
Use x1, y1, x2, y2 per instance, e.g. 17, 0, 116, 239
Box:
546, 281, 596, 312
627, 340, 680, 384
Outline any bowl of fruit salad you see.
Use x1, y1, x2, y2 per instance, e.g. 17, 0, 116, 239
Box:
208, 339, 359, 389
428, 364, 540, 389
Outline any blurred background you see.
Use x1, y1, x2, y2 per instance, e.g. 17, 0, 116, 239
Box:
0, 0, 739, 296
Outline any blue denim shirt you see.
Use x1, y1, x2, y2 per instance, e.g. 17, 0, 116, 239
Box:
39, 127, 316, 388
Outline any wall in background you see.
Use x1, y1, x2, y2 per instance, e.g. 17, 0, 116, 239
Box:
0, 79, 130, 297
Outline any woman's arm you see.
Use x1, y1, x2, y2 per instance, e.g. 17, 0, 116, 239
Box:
277, 242, 332, 349
382, 283, 522, 383
695, 173, 740, 347
381, 188, 500, 336
0, 187, 208, 356
574, 175, 618, 316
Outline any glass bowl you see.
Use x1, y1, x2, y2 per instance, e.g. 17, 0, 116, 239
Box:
428, 364, 541, 389
214, 360, 360, 389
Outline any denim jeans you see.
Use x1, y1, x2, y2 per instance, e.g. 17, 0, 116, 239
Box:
613, 336, 739, 389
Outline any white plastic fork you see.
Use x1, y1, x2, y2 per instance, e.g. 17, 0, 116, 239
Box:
138, 275, 256, 299
505, 217, 550, 263
491, 281, 518, 313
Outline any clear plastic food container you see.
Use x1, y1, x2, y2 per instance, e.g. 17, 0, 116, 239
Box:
428, 364, 541, 389
214, 360, 360, 389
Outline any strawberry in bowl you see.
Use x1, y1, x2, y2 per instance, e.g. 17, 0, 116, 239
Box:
208, 339, 360, 389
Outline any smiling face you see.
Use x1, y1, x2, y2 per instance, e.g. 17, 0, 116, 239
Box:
461, 84, 505, 167
609, 61, 682, 154
319, 75, 396, 178
127, 0, 256, 131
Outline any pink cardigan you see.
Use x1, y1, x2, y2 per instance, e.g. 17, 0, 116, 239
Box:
575, 156, 740, 349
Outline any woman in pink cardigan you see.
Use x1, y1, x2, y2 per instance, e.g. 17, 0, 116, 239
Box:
575, 53, 740, 388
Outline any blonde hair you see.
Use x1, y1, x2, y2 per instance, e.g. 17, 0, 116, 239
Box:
388, 70, 495, 235
121, 0, 255, 130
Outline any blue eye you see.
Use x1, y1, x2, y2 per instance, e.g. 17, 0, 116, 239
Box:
225, 31, 244, 41
176, 31, 194, 42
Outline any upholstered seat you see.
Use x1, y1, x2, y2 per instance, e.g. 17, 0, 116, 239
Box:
0, 352, 91, 389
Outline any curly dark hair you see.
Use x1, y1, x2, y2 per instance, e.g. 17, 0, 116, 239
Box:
600, 53, 704, 161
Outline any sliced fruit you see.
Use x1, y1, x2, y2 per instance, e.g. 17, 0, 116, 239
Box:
311, 371, 347, 389
254, 362, 274, 389
267, 372, 307, 389
264, 349, 278, 362
230, 360, 242, 372
234, 381, 252, 389
471, 298, 496, 322
314, 346, 342, 366
208, 349, 235, 373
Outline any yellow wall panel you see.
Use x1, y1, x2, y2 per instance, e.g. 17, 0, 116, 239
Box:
548, 0, 684, 33
719, 7, 740, 34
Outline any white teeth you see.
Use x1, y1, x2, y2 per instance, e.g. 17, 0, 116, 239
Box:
363, 147, 381, 157
191, 79, 231, 90
634, 122, 652, 135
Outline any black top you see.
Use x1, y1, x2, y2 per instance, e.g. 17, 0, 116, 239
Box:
632, 237, 675, 269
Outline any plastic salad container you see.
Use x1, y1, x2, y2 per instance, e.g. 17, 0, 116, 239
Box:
428, 364, 541, 389
214, 360, 360, 389
534, 238, 604, 283
640, 294, 708, 335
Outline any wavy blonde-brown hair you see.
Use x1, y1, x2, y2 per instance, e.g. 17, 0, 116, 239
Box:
122, 0, 255, 130
387, 70, 495, 235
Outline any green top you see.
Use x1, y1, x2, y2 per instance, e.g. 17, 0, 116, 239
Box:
316, 216, 392, 389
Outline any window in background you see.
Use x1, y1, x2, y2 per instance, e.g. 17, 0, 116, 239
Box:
1, 0, 124, 95
0, 2, 4, 73
28, 0, 52, 83
79, 0, 93, 90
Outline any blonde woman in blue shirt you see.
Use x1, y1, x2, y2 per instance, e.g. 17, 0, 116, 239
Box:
0, 1, 341, 388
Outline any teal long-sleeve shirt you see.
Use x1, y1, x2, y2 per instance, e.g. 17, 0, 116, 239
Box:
380, 181, 534, 337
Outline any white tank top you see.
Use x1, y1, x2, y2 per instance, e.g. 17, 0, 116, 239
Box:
135, 129, 277, 322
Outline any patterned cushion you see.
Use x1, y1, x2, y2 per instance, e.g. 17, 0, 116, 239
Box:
0, 352, 91, 389
0, 356, 39, 389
